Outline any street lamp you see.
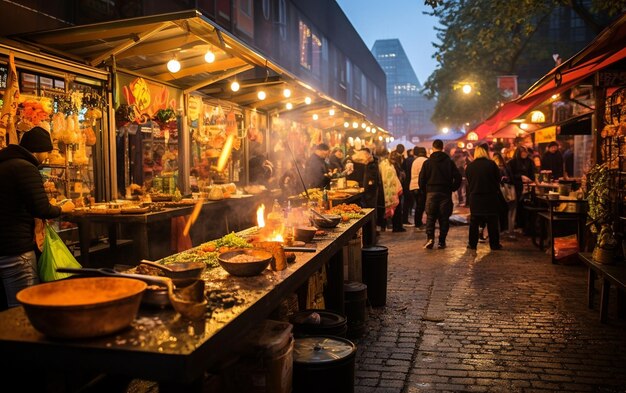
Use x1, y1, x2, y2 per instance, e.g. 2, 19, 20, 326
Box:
462, 84, 472, 94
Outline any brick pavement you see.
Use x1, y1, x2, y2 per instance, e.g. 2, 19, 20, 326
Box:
352, 219, 626, 393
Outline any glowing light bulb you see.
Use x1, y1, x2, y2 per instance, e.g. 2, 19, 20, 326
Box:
283, 88, 292, 98
257, 91, 266, 100
286, 102, 293, 110
462, 84, 472, 94
304, 96, 312, 104
204, 51, 215, 63
352, 122, 358, 128
344, 122, 349, 128
329, 109, 335, 116
312, 114, 319, 120
167, 59, 181, 73
230, 81, 240, 92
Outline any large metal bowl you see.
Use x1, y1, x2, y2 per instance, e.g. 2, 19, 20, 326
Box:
16, 277, 146, 339
312, 214, 341, 228
294, 226, 317, 243
218, 248, 273, 277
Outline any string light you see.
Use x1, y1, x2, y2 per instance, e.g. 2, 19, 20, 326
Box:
304, 96, 312, 104
344, 122, 349, 128
352, 121, 358, 128
204, 50, 216, 63
312, 114, 318, 120
167, 58, 181, 73
286, 102, 293, 110
230, 81, 240, 92
257, 91, 266, 100
283, 88, 292, 98
329, 109, 335, 116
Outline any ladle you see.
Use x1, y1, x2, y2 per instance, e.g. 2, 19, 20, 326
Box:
57, 267, 207, 320
139, 260, 205, 287
310, 208, 333, 223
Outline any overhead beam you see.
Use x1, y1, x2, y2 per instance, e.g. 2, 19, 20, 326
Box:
155, 57, 248, 81
183, 64, 253, 95
90, 22, 172, 66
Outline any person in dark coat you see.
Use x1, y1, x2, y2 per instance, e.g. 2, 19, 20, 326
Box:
506, 145, 536, 232
304, 143, 331, 190
402, 147, 415, 224
418, 139, 462, 249
0, 126, 75, 309
327, 147, 345, 174
348, 148, 381, 210
541, 141, 564, 180
465, 145, 503, 250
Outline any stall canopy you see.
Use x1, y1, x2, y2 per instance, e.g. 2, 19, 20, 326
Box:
467, 11, 626, 140
14, 9, 386, 134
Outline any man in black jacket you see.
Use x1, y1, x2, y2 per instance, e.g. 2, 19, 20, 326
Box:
0, 126, 75, 309
418, 139, 461, 249
304, 143, 332, 190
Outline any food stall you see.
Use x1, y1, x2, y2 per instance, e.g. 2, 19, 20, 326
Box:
0, 206, 377, 392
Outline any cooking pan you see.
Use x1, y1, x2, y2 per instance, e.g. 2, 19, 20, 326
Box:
16, 277, 146, 339
57, 268, 207, 320
139, 259, 205, 287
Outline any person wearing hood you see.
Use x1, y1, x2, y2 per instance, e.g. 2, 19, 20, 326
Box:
0, 126, 75, 309
418, 139, 461, 249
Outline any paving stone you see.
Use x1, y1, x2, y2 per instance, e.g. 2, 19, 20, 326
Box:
354, 221, 626, 392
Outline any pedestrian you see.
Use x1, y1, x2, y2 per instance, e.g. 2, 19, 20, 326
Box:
418, 139, 461, 249
0, 126, 75, 309
402, 146, 416, 225
409, 146, 427, 229
541, 141, 564, 180
328, 147, 345, 174
506, 145, 536, 233
303, 143, 332, 190
465, 144, 503, 250
493, 151, 515, 238
388, 147, 405, 232
453, 149, 469, 206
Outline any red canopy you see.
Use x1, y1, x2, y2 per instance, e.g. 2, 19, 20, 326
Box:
467, 12, 626, 140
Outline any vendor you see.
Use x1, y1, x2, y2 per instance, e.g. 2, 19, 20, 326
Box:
0, 126, 75, 309
541, 141, 564, 180
304, 143, 332, 189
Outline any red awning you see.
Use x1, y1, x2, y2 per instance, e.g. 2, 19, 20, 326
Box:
467, 12, 626, 140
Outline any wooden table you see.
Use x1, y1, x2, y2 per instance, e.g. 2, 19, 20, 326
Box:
578, 252, 626, 323
0, 209, 376, 392
535, 195, 588, 264
67, 194, 275, 266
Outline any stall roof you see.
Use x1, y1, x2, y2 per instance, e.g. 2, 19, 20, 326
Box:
14, 9, 387, 134
466, 12, 626, 140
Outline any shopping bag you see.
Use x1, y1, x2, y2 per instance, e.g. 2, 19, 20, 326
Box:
38, 223, 82, 282
500, 183, 516, 203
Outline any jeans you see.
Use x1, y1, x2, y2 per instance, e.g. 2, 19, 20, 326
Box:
412, 189, 426, 227
0, 251, 39, 309
425, 192, 453, 242
468, 214, 500, 248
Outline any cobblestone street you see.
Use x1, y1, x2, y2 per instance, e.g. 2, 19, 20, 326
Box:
353, 217, 626, 393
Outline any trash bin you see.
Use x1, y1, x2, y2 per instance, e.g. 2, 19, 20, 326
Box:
290, 309, 348, 338
361, 246, 388, 307
343, 281, 367, 338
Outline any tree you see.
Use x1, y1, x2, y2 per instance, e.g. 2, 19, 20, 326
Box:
423, 0, 626, 128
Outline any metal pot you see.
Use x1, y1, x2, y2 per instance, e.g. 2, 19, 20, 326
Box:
16, 277, 146, 339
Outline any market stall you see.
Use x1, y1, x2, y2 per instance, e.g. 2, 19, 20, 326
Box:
0, 208, 376, 392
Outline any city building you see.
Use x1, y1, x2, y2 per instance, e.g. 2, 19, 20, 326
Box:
371, 38, 436, 142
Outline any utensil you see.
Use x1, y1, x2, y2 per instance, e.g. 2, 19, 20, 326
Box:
311, 214, 341, 228
183, 197, 204, 237
283, 246, 317, 253
310, 209, 333, 223
16, 277, 146, 339
139, 259, 205, 287
57, 268, 207, 320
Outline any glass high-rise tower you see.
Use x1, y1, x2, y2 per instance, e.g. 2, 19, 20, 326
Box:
372, 39, 436, 139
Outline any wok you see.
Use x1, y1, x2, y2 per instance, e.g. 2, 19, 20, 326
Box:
16, 277, 146, 339
57, 267, 207, 320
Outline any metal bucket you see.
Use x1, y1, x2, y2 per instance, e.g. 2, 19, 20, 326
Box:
290, 309, 348, 338
361, 246, 388, 307
343, 281, 367, 338
293, 336, 357, 393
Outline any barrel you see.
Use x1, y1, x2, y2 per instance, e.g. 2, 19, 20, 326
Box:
293, 336, 357, 393
361, 246, 389, 307
343, 281, 367, 338
290, 309, 348, 338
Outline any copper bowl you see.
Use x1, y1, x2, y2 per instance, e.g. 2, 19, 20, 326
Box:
16, 277, 146, 339
294, 226, 317, 243
218, 248, 273, 277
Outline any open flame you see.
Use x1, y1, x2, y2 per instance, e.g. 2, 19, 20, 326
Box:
267, 231, 284, 242
257, 204, 265, 228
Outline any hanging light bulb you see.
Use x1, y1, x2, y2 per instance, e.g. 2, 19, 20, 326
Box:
312, 114, 319, 120
286, 102, 293, 110
385, 137, 390, 143
344, 122, 349, 128
257, 91, 267, 100
329, 109, 335, 116
378, 135, 383, 141
230, 81, 240, 92
167, 58, 181, 73
204, 50, 216, 63
366, 126, 371, 132
283, 88, 292, 98
304, 96, 312, 105
352, 121, 358, 128
361, 122, 366, 129
390, 136, 394, 142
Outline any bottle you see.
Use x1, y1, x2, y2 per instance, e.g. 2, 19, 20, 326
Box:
267, 199, 284, 230
322, 189, 330, 211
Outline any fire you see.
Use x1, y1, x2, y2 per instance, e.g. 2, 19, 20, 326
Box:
257, 204, 265, 228
267, 231, 284, 242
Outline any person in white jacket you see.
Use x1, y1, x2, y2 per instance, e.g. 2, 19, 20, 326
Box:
409, 147, 428, 229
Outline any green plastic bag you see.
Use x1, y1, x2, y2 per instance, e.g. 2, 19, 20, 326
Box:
38, 223, 82, 282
